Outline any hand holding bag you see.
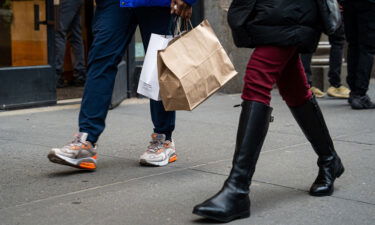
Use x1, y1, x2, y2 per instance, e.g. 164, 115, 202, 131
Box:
316, 0, 342, 35
158, 20, 238, 111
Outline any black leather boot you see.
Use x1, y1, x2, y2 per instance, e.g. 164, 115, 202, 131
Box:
193, 101, 273, 222
289, 97, 344, 196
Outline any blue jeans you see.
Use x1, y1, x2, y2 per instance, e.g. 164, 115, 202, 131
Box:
79, 1, 175, 143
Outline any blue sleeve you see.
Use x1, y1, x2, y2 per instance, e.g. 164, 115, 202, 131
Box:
183, 0, 197, 5
120, 0, 145, 7
120, 0, 171, 7
120, 0, 197, 8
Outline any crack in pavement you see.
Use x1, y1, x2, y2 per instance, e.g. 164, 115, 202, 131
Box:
0, 167, 190, 212
0, 123, 373, 213
335, 139, 375, 146
189, 168, 375, 207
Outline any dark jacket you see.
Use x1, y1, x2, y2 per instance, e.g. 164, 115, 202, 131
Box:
228, 0, 321, 53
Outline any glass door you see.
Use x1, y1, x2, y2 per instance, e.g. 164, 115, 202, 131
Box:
0, 0, 55, 110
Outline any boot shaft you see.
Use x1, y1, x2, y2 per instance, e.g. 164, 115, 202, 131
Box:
289, 97, 336, 158
228, 101, 273, 189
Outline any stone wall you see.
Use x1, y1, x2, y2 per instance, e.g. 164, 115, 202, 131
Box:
204, 0, 251, 94
203, 0, 374, 94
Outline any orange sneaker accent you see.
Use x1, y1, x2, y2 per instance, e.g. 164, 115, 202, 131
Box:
79, 162, 96, 170
82, 142, 93, 150
169, 155, 177, 163
71, 146, 81, 150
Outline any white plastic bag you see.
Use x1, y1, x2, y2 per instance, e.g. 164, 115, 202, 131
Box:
137, 34, 173, 101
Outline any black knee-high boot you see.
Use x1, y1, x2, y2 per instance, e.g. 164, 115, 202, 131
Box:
289, 97, 344, 196
193, 101, 273, 223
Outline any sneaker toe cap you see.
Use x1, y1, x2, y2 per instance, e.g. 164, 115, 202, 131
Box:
140, 153, 165, 162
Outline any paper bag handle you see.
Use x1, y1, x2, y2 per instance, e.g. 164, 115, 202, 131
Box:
169, 16, 194, 37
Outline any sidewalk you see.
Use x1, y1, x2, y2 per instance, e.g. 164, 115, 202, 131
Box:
0, 81, 374, 225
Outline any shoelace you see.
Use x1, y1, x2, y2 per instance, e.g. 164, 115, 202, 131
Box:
147, 140, 163, 152
62, 135, 85, 151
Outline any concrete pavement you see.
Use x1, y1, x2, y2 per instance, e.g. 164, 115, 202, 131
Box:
0, 81, 374, 225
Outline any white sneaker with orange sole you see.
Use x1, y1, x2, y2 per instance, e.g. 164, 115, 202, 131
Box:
140, 133, 177, 166
48, 132, 97, 170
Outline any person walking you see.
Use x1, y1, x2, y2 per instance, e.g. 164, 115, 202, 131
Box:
47, 0, 196, 170
55, 0, 86, 88
301, 17, 350, 99
193, 0, 345, 222
342, 0, 375, 109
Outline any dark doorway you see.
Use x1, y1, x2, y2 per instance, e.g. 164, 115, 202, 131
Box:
56, 0, 94, 101
0, 0, 56, 110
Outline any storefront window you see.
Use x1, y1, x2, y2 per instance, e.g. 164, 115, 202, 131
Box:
0, 0, 48, 67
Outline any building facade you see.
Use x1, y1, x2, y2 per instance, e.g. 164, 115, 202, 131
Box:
1, 0, 373, 110
0, 0, 204, 110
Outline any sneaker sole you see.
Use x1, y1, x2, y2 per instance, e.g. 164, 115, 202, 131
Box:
327, 93, 349, 99
48, 152, 97, 170
140, 153, 177, 167
351, 104, 375, 110
314, 94, 326, 98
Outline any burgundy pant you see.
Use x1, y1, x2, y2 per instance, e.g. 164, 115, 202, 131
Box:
242, 46, 312, 107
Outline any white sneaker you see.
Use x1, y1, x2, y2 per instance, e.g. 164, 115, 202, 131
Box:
140, 133, 177, 166
48, 132, 97, 170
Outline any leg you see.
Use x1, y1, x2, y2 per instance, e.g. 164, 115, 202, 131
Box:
289, 96, 345, 196
136, 7, 175, 140
242, 46, 298, 105
278, 54, 344, 196
193, 101, 272, 223
136, 8, 177, 167
344, 1, 359, 94
300, 52, 326, 98
149, 100, 175, 140
346, 1, 375, 109
326, 22, 350, 99
300, 53, 313, 86
194, 46, 297, 222
68, 0, 86, 85
48, 1, 138, 170
55, 0, 80, 87
354, 45, 375, 96
79, 2, 137, 144
328, 22, 345, 88
354, 2, 375, 96
277, 53, 312, 107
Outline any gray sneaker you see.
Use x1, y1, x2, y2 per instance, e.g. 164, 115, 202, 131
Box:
350, 95, 375, 110
48, 132, 97, 170
139, 133, 177, 166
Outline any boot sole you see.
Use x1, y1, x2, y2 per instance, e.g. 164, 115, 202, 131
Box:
192, 209, 250, 223
310, 165, 345, 197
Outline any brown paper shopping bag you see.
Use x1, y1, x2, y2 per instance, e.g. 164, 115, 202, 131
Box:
157, 20, 238, 111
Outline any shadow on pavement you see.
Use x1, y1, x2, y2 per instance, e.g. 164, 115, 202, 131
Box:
47, 169, 95, 177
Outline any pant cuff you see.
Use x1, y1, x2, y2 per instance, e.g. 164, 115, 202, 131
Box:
154, 130, 173, 141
